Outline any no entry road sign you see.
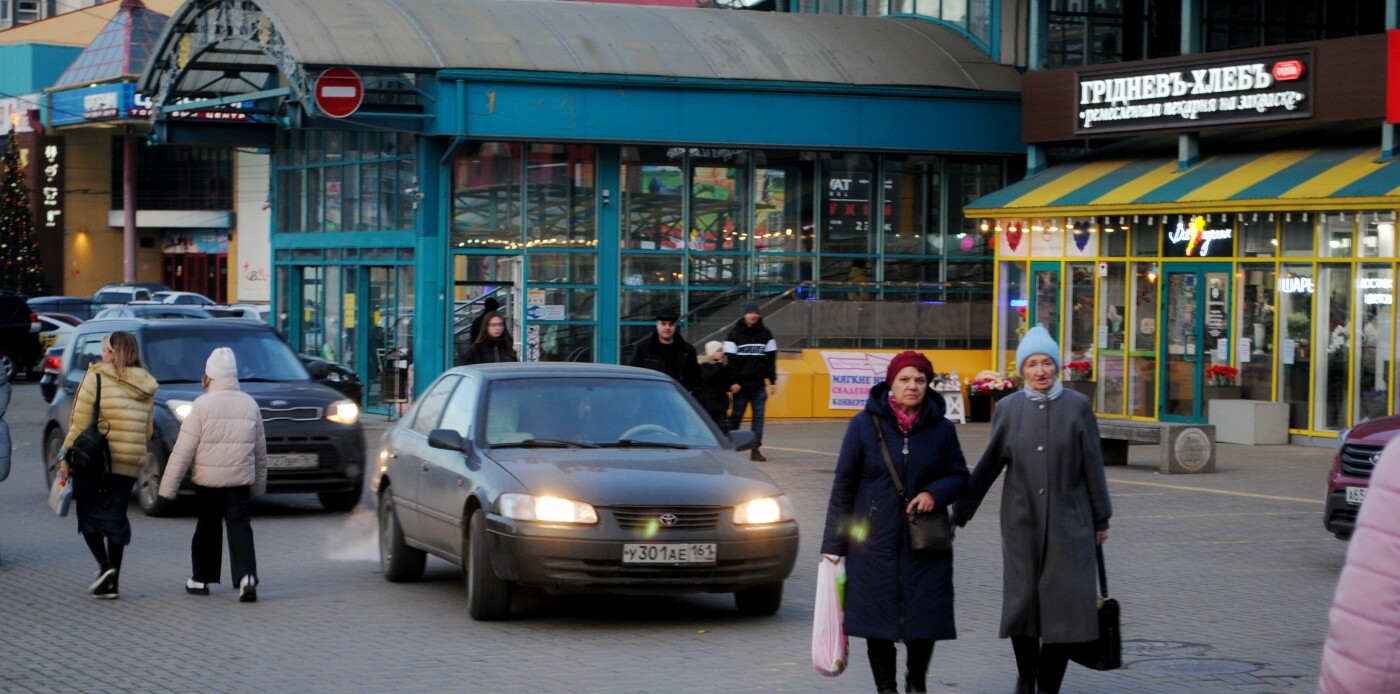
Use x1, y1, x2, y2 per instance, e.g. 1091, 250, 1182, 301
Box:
314, 67, 363, 119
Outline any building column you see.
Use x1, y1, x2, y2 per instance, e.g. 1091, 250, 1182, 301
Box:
123, 126, 137, 282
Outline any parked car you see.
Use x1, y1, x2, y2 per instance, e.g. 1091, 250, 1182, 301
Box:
207, 304, 271, 322
0, 291, 41, 381
26, 296, 99, 321
36, 313, 82, 351
43, 318, 366, 515
299, 355, 364, 405
1324, 416, 1400, 540
92, 304, 214, 320
92, 283, 168, 305
373, 363, 799, 621
38, 345, 64, 403
150, 290, 216, 306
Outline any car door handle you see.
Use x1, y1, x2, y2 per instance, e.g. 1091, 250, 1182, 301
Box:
421, 463, 429, 472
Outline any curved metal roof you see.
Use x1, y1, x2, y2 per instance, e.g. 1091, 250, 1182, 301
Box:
141, 0, 1019, 105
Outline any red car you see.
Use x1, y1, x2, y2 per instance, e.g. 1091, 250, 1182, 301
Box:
1324, 416, 1400, 540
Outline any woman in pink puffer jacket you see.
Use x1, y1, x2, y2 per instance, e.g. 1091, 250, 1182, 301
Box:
1319, 437, 1400, 692
158, 347, 268, 603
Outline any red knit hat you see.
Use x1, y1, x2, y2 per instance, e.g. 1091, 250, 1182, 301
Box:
885, 350, 934, 385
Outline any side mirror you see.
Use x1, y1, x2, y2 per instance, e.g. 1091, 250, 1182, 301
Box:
427, 428, 466, 452
728, 429, 757, 451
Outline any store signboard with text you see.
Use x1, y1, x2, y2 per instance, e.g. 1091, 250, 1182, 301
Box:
821, 351, 896, 410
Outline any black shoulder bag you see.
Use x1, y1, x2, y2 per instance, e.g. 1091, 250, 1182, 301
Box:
66, 372, 112, 481
873, 419, 952, 552
1069, 545, 1122, 671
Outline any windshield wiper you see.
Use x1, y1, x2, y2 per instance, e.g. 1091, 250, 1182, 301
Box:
600, 439, 691, 449
492, 438, 600, 449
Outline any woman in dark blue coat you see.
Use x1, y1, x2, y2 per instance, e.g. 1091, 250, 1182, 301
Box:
821, 351, 970, 693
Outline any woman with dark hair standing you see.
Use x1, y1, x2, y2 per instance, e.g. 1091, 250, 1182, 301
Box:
821, 351, 969, 693
59, 331, 158, 599
952, 326, 1113, 694
461, 311, 518, 365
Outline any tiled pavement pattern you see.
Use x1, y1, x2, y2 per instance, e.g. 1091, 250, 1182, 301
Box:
0, 380, 1345, 692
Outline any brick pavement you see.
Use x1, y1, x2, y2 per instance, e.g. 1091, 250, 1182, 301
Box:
0, 381, 1346, 692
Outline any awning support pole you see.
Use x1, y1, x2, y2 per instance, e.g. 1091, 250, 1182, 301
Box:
1178, 134, 1200, 171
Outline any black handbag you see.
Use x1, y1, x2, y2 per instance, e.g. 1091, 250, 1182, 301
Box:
66, 372, 112, 481
1070, 545, 1122, 671
873, 419, 952, 553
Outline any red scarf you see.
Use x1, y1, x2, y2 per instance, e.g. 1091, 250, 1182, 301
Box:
887, 394, 921, 436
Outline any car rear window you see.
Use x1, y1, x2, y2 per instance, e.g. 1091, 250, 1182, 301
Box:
483, 377, 719, 448
141, 329, 310, 383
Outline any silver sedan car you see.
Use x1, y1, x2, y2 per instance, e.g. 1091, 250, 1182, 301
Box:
373, 363, 800, 620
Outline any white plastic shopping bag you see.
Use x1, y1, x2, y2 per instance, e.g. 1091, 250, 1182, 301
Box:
48, 477, 72, 516
811, 556, 848, 677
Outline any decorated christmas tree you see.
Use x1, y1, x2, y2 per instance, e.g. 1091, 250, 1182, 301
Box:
1, 127, 47, 296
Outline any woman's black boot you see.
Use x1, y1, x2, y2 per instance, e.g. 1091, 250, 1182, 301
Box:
868, 640, 899, 693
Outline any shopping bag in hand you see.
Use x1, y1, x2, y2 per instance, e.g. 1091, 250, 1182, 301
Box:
811, 557, 848, 677
48, 477, 72, 516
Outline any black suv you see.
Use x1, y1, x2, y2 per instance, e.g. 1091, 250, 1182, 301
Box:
42, 318, 366, 515
0, 291, 41, 381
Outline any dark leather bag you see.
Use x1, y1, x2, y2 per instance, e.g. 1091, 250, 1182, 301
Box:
66, 372, 112, 481
1070, 545, 1122, 671
873, 419, 953, 553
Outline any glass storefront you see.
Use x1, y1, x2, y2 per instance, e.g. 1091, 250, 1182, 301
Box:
990, 210, 1400, 436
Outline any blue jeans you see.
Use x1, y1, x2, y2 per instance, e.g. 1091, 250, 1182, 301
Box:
729, 386, 767, 447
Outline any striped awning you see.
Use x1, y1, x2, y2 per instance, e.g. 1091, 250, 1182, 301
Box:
967, 145, 1400, 218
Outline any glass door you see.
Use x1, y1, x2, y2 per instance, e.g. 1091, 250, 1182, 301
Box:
1160, 263, 1232, 422
1030, 261, 1062, 344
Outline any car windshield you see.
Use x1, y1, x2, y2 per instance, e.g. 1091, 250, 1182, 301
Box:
483, 377, 720, 449
141, 330, 311, 383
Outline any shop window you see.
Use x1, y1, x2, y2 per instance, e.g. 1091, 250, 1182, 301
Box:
451, 142, 522, 249
754, 151, 816, 255
1280, 213, 1314, 256
1100, 219, 1127, 257
753, 255, 813, 286
1359, 213, 1396, 258
883, 155, 940, 256
622, 147, 683, 251
526, 144, 597, 247
1314, 265, 1352, 431
821, 152, 876, 255
1129, 217, 1156, 256
1128, 262, 1158, 418
620, 288, 677, 323
997, 260, 1027, 372
945, 160, 1000, 257
1238, 264, 1276, 400
1318, 213, 1355, 258
1278, 263, 1314, 428
113, 142, 233, 211
1097, 261, 1127, 415
1354, 265, 1392, 421
689, 255, 748, 287
527, 253, 597, 285
1240, 213, 1278, 257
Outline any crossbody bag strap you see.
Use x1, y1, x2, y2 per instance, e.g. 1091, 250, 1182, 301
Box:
872, 418, 906, 500
91, 370, 103, 427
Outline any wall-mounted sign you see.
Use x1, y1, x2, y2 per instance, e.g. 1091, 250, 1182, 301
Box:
820, 351, 896, 410
1075, 51, 1312, 134
50, 84, 250, 127
1163, 216, 1235, 257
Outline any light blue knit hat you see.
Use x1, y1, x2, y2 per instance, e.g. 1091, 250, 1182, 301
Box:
1015, 325, 1061, 371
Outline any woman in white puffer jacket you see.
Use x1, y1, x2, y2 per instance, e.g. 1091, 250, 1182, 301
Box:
159, 347, 268, 602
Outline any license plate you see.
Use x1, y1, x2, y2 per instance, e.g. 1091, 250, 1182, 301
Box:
1346, 486, 1367, 505
622, 543, 717, 565
267, 453, 319, 469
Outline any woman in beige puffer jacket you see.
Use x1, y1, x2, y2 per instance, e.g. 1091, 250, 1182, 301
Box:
159, 347, 268, 602
59, 331, 158, 599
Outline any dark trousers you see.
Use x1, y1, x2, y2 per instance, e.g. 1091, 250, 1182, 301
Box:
192, 485, 257, 585
1011, 636, 1072, 694
866, 638, 934, 692
728, 386, 768, 446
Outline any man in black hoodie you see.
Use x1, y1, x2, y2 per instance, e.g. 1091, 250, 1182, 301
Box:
725, 301, 778, 461
628, 308, 700, 392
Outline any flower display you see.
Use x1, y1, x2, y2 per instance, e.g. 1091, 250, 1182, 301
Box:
1063, 360, 1093, 382
1206, 364, 1239, 386
969, 370, 1021, 399
932, 371, 961, 391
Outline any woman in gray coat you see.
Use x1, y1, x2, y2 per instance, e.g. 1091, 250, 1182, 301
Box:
952, 326, 1112, 694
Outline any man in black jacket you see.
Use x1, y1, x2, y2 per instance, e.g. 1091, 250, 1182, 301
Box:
628, 308, 700, 393
725, 301, 778, 461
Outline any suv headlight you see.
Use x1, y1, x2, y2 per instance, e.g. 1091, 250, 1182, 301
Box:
499, 493, 598, 524
167, 399, 194, 422
326, 399, 359, 425
734, 495, 795, 525
1337, 428, 1351, 452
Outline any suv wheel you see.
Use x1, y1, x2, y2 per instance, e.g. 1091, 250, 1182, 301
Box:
0, 348, 18, 382
378, 491, 425, 582
137, 452, 177, 517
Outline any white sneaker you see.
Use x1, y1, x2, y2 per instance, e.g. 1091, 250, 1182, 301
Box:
239, 575, 257, 603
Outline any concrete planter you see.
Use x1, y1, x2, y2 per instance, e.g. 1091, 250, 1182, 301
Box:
1207, 400, 1289, 445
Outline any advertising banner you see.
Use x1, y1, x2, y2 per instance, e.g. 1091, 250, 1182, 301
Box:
820, 351, 896, 410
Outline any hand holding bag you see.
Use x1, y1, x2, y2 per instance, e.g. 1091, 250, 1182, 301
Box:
65, 372, 112, 481
874, 420, 952, 552
47, 477, 72, 516
811, 556, 848, 677
1070, 545, 1122, 671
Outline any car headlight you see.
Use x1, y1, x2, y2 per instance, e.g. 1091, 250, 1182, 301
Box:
733, 495, 795, 525
326, 371, 344, 382
1337, 428, 1351, 452
326, 400, 359, 425
499, 493, 598, 524
167, 399, 194, 422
